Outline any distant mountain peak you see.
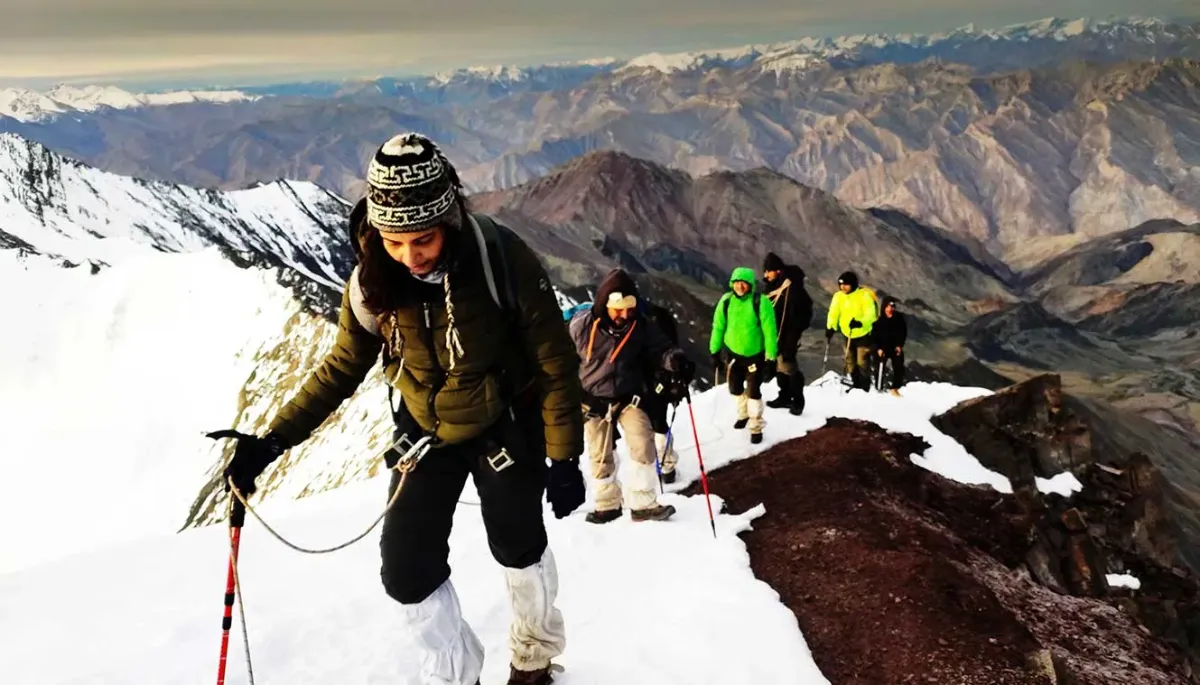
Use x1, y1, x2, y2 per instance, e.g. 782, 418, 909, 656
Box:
0, 84, 258, 123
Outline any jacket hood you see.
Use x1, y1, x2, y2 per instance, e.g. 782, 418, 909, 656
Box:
729, 266, 758, 293
763, 252, 785, 273
593, 268, 640, 318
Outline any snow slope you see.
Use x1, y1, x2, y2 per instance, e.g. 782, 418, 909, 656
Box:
0, 134, 363, 571
0, 469, 822, 685
0, 366, 1084, 684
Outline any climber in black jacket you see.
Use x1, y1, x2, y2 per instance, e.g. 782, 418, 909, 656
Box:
762, 252, 813, 414
873, 297, 907, 396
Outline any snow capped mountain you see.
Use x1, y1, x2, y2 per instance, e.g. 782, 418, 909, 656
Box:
0, 133, 363, 569
612, 15, 1199, 75
0, 133, 348, 285
0, 85, 258, 123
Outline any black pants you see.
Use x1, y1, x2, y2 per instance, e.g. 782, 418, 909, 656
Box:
727, 353, 766, 399
877, 348, 906, 389
774, 338, 806, 402
379, 406, 549, 604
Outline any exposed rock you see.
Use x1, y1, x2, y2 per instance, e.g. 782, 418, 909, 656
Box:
691, 416, 1198, 684
931, 374, 1093, 491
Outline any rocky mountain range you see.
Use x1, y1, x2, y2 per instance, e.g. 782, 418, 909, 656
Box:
3, 16, 1198, 261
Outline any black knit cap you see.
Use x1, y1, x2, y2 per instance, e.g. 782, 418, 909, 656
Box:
763, 252, 785, 272
838, 271, 859, 289
365, 133, 463, 233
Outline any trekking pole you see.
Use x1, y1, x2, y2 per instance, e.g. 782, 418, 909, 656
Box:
685, 392, 717, 538
655, 402, 680, 493
216, 495, 246, 685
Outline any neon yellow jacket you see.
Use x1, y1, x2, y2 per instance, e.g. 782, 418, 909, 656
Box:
826, 287, 878, 339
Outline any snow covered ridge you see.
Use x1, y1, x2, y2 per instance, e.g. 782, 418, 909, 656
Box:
0, 132, 350, 288
385, 15, 1198, 83
0, 84, 257, 123
614, 15, 1198, 74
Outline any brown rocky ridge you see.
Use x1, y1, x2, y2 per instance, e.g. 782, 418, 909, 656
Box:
684, 374, 1200, 684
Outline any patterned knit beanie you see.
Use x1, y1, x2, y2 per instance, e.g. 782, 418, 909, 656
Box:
365, 133, 463, 233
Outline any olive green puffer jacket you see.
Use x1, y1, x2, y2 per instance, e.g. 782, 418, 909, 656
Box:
268, 211, 584, 461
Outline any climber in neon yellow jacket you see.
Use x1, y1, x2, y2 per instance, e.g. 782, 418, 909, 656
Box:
710, 266, 778, 444
825, 270, 878, 391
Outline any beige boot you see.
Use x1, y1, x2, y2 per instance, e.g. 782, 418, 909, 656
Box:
748, 398, 765, 445
734, 393, 750, 429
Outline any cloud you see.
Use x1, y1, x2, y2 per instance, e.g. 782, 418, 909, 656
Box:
0, 0, 1196, 85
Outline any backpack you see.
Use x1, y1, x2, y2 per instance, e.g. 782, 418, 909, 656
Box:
721, 291, 762, 326
642, 301, 679, 345
562, 302, 590, 321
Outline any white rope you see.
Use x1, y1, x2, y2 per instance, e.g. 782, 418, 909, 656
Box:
226, 446, 424, 555
218, 438, 430, 685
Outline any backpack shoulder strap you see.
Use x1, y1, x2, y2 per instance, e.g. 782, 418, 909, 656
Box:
347, 265, 381, 336
469, 213, 516, 313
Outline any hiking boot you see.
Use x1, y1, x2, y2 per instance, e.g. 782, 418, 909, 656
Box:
888, 388, 901, 397
790, 394, 805, 416
767, 395, 791, 409
662, 470, 677, 484
585, 508, 622, 524
508, 664, 555, 684
631, 503, 676, 522
734, 417, 749, 429
751, 432, 763, 445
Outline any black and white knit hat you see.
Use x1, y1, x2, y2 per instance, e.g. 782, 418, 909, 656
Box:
365, 133, 463, 233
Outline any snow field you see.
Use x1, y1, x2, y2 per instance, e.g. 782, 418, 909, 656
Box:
0, 248, 304, 572
0, 469, 827, 684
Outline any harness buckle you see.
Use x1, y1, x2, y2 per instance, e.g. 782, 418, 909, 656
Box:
389, 433, 434, 472
488, 448, 516, 473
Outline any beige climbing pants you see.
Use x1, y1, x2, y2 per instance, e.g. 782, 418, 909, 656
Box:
584, 403, 661, 512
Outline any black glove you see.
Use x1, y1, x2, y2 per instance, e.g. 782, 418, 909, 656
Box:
825, 328, 836, 341
761, 359, 777, 378
546, 457, 586, 519
206, 430, 290, 498
673, 356, 696, 384
711, 352, 723, 367
849, 319, 862, 330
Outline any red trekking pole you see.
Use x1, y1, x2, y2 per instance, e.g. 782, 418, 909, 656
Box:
216, 494, 246, 685
685, 392, 717, 538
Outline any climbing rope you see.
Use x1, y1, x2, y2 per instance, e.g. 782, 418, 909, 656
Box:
221, 435, 431, 684
226, 437, 427, 555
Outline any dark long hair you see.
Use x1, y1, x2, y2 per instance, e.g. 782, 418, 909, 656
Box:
354, 196, 471, 314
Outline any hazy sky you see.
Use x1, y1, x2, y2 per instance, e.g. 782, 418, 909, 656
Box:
1, 0, 1196, 89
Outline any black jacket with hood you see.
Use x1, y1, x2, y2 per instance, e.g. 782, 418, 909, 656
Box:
762, 253, 813, 354
872, 297, 908, 352
568, 269, 683, 403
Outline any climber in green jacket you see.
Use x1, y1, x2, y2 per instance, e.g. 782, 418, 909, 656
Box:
825, 270, 878, 391
710, 266, 779, 444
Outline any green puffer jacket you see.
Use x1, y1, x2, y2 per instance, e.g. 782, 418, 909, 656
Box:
268, 210, 584, 461
709, 266, 779, 360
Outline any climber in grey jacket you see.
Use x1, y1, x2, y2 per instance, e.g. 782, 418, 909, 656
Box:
568, 269, 695, 524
